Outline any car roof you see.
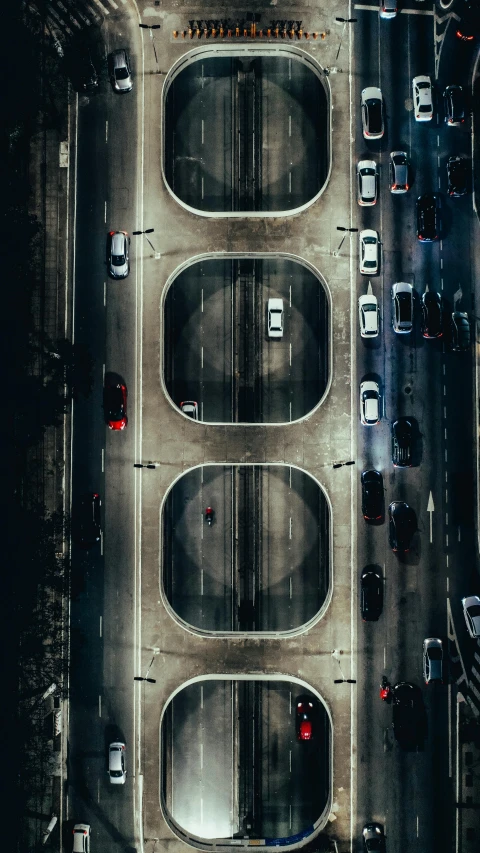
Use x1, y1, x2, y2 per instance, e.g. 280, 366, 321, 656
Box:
362, 86, 382, 100
361, 380, 379, 392
393, 281, 413, 294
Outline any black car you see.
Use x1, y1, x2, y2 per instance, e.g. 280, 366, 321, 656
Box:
392, 682, 425, 747
451, 311, 470, 351
361, 470, 384, 521
416, 194, 439, 242
360, 568, 383, 621
456, 2, 480, 40
362, 823, 386, 853
74, 492, 101, 548
391, 418, 413, 467
421, 291, 442, 338
388, 501, 416, 552
68, 48, 99, 93
447, 156, 468, 197
443, 85, 466, 125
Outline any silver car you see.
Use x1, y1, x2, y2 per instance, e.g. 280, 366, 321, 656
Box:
108, 49, 133, 93
108, 741, 127, 784
423, 638, 443, 684
392, 282, 413, 334
462, 595, 480, 638
107, 231, 130, 279
389, 151, 409, 193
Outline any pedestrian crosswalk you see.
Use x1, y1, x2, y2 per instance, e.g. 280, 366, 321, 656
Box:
25, 0, 126, 53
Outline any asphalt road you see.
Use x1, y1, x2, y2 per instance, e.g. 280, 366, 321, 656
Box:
163, 680, 329, 841
355, 6, 476, 852
163, 465, 329, 632
68, 22, 139, 853
164, 56, 328, 212
164, 257, 328, 423
65, 4, 480, 853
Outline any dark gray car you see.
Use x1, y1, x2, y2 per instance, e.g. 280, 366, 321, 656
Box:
389, 151, 409, 193
423, 638, 443, 684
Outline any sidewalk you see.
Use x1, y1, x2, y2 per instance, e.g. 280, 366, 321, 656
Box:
21, 67, 75, 853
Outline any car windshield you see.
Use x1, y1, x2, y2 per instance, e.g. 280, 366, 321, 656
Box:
469, 605, 480, 617
110, 769, 122, 777
362, 302, 376, 313
367, 101, 382, 129
419, 104, 431, 112
112, 254, 125, 264
367, 840, 384, 851
364, 236, 376, 245
115, 67, 129, 80
362, 168, 375, 176
397, 294, 411, 319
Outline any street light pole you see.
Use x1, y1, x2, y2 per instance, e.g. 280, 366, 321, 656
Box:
132, 228, 161, 259
335, 17, 357, 61
334, 225, 358, 256
139, 24, 161, 70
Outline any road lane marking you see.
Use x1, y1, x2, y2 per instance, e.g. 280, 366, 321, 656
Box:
100, 530, 103, 555
289, 115, 292, 137
104, 201, 107, 223
99, 616, 102, 637
101, 447, 104, 472
445, 428, 447, 439
98, 695, 102, 717
427, 492, 435, 542
105, 121, 108, 142
201, 119, 204, 145
104, 281, 106, 306
354, 3, 433, 12
416, 815, 419, 837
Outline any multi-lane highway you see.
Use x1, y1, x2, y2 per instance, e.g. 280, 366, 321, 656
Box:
62, 3, 480, 853
355, 6, 478, 853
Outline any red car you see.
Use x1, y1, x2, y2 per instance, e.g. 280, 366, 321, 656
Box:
296, 695, 317, 741
104, 382, 127, 430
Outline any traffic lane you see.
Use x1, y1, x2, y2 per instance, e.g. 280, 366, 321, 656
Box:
259, 467, 328, 631
169, 680, 235, 838
163, 258, 233, 422
168, 466, 234, 631
260, 683, 329, 838
97, 55, 140, 848
164, 59, 234, 210
260, 58, 327, 211
261, 260, 328, 422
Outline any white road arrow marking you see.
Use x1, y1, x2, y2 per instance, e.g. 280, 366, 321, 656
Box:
427, 491, 435, 543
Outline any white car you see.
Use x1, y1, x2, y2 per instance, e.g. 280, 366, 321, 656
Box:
357, 160, 378, 206
358, 294, 379, 338
360, 380, 381, 425
180, 401, 198, 420
379, 0, 397, 18
73, 825, 91, 853
462, 595, 480, 638
412, 75, 433, 122
267, 298, 284, 338
108, 741, 127, 784
359, 230, 379, 276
